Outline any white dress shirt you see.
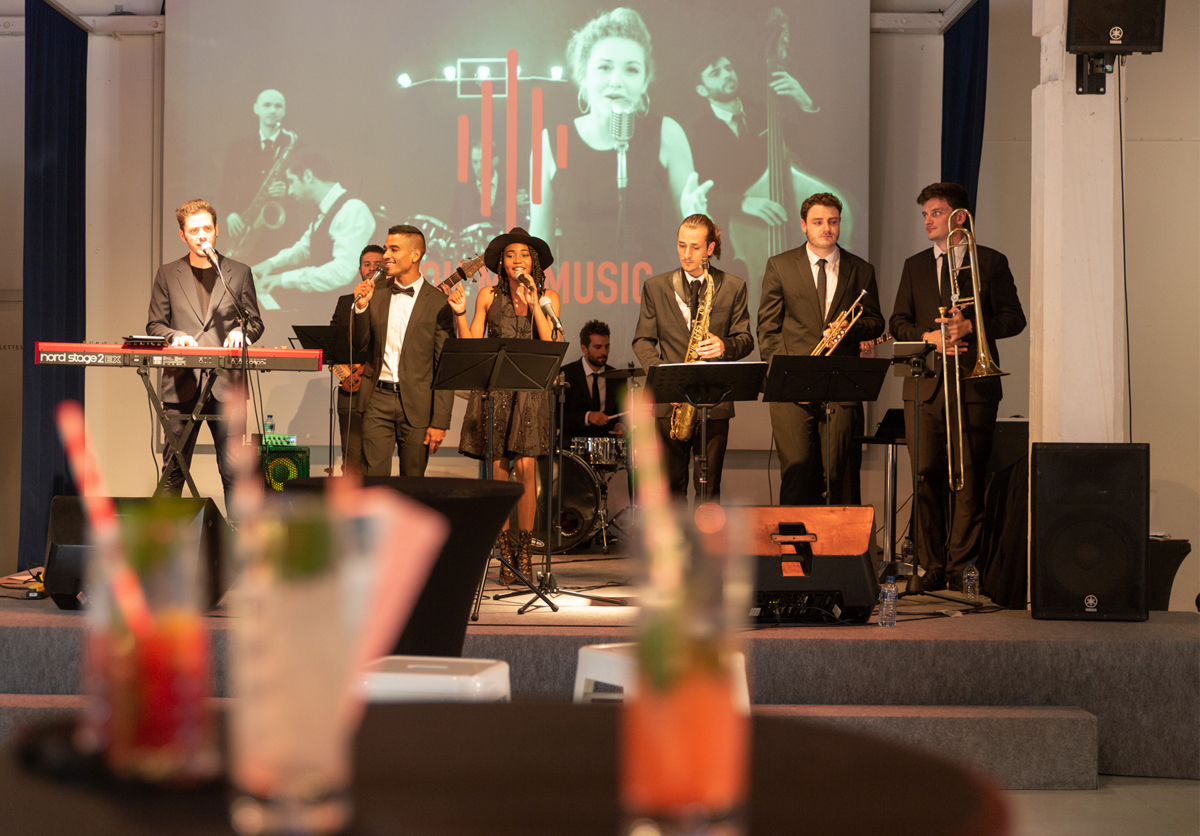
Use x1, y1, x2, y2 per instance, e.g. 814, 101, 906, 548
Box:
805, 244, 839, 319
378, 278, 424, 384
581, 356, 606, 414
933, 240, 968, 302
264, 183, 376, 293
710, 100, 748, 138
674, 271, 708, 328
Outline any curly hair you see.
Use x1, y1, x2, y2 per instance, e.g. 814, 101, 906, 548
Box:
566, 8, 655, 94
799, 193, 843, 223
493, 245, 546, 300
175, 199, 217, 230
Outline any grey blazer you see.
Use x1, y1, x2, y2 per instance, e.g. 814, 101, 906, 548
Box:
145, 254, 265, 404
351, 278, 455, 430
632, 266, 754, 419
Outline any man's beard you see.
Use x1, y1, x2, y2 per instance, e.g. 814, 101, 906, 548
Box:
707, 85, 739, 105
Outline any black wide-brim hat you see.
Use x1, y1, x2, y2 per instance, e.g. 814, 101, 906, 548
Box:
483, 227, 555, 275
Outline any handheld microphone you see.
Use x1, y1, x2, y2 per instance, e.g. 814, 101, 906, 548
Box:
355, 263, 387, 302
539, 296, 564, 336
609, 107, 635, 190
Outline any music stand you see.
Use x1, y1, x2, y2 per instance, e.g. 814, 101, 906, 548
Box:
646, 361, 767, 505
433, 337, 566, 613
294, 325, 356, 476
761, 356, 890, 505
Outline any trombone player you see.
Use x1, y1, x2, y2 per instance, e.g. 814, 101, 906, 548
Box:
758, 192, 884, 506
890, 182, 1026, 593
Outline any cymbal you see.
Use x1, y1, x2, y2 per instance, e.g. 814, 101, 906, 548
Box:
600, 367, 646, 380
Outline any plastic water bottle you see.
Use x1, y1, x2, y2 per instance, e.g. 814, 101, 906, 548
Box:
963, 560, 980, 600
264, 414, 275, 434
878, 576, 898, 627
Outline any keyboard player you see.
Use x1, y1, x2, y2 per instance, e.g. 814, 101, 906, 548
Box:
146, 198, 264, 513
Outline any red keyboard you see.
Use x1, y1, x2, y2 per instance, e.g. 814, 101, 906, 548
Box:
35, 342, 323, 372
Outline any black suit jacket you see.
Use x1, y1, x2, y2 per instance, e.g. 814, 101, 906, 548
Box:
632, 266, 755, 419
350, 278, 455, 429
146, 254, 265, 403
889, 244, 1026, 403
757, 244, 884, 363
562, 358, 625, 438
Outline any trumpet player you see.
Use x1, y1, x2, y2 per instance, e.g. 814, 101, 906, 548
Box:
633, 214, 754, 503
758, 192, 884, 506
890, 182, 1026, 593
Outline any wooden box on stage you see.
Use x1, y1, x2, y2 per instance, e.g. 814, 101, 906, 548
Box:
741, 505, 878, 625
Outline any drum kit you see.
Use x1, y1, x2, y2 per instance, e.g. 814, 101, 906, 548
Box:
535, 366, 644, 554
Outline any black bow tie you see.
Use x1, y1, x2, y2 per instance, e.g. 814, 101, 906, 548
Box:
391, 284, 415, 297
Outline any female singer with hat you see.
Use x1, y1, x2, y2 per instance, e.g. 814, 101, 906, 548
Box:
448, 227, 563, 584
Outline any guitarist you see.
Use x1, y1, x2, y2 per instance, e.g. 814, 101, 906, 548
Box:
329, 244, 385, 473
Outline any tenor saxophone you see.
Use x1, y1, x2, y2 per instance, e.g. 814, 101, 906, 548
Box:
226, 128, 297, 258
669, 261, 715, 442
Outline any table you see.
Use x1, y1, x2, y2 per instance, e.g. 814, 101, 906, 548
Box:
4, 703, 1009, 835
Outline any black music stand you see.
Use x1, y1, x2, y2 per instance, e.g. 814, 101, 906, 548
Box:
433, 337, 565, 614
294, 325, 355, 476
646, 361, 768, 505
762, 356, 890, 505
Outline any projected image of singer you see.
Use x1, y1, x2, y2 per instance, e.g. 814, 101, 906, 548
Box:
447, 228, 563, 585
530, 7, 712, 265
756, 193, 883, 506
219, 89, 311, 266
146, 199, 264, 514
689, 52, 850, 305
351, 225, 454, 478
251, 151, 376, 307
632, 215, 753, 503
889, 183, 1025, 593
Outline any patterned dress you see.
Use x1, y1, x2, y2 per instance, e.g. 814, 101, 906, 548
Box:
457, 289, 551, 460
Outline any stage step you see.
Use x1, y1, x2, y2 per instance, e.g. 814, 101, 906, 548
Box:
0, 695, 84, 747
755, 704, 1097, 790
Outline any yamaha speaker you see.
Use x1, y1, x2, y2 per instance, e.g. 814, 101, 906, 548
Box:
1067, 0, 1167, 54
42, 496, 230, 611
743, 505, 878, 624
1031, 443, 1149, 621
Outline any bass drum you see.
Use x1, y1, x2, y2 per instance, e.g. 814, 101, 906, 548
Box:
534, 451, 601, 554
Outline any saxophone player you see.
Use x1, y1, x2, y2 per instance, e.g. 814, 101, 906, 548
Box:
757, 192, 884, 506
633, 214, 754, 503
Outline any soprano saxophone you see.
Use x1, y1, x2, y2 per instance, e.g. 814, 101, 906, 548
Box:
669, 260, 715, 442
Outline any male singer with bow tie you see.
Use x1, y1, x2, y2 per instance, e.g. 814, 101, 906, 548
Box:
146, 199, 264, 513
632, 214, 754, 503
889, 182, 1025, 592
757, 192, 884, 507
351, 224, 455, 477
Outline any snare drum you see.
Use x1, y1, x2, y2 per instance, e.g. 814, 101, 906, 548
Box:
569, 436, 628, 469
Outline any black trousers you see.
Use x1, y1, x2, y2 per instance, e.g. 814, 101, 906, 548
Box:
360, 387, 429, 477
656, 415, 730, 503
336, 389, 364, 474
905, 387, 998, 580
162, 387, 241, 514
771, 401, 858, 506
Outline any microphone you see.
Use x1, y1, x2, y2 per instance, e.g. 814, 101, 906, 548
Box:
200, 242, 219, 263
355, 263, 387, 302
539, 296, 564, 336
610, 107, 634, 190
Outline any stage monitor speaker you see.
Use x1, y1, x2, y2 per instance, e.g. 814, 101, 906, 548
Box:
742, 505, 878, 624
1031, 443, 1149, 621
42, 496, 230, 612
261, 446, 310, 491
1066, 0, 1167, 54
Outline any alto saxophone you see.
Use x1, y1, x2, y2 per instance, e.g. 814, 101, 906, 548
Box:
669, 260, 715, 442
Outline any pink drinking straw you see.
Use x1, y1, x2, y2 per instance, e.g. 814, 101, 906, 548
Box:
55, 400, 154, 640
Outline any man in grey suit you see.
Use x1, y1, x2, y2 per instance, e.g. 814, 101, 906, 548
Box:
757, 192, 884, 506
351, 224, 455, 477
146, 198, 265, 510
632, 214, 754, 503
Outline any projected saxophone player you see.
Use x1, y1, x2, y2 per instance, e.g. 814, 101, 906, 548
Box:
757, 193, 883, 507
632, 214, 753, 503
252, 150, 376, 306
219, 88, 310, 265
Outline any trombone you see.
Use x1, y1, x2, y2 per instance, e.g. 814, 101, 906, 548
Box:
941, 208, 1006, 491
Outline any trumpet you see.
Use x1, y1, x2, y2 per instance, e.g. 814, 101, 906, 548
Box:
941, 208, 1006, 491
811, 289, 867, 356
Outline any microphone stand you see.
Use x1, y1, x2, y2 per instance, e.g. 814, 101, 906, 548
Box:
208, 249, 257, 433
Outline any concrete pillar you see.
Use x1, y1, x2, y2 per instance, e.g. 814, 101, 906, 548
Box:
1029, 0, 1128, 444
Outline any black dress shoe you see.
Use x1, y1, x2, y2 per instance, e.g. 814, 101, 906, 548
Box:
946, 573, 965, 593
920, 572, 948, 592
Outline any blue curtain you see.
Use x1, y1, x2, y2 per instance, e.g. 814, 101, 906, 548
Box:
19, 0, 87, 571
941, 0, 990, 215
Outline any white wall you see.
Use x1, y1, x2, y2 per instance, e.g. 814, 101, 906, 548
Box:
0, 34, 24, 573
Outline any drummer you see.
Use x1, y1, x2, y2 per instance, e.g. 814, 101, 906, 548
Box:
562, 320, 626, 441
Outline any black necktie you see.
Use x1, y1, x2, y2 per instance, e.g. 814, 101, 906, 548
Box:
392, 284, 414, 297
939, 252, 952, 307
816, 258, 829, 322
733, 111, 747, 137
590, 372, 601, 411
689, 280, 700, 324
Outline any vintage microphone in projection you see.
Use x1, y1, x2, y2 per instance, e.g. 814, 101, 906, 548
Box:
610, 106, 635, 255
